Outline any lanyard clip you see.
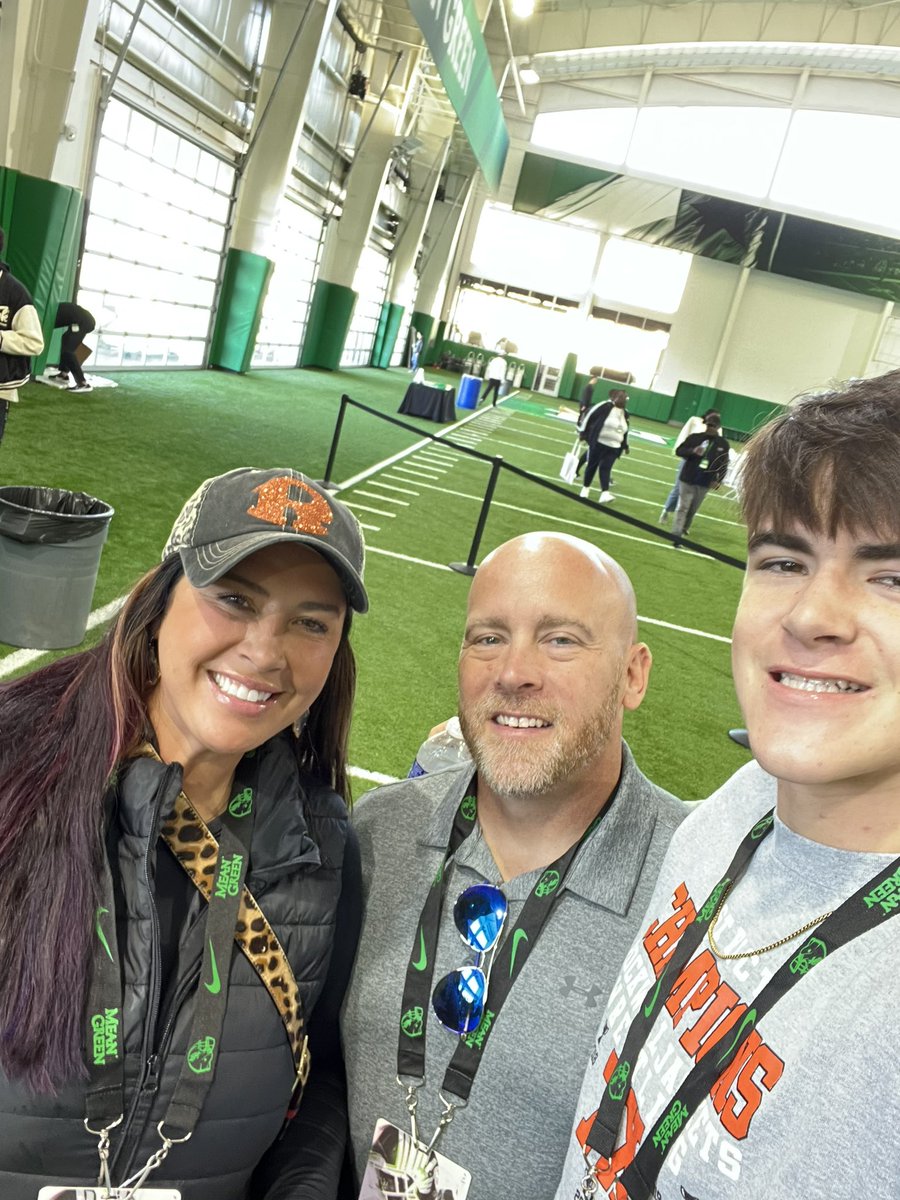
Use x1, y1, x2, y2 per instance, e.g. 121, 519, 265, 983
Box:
84, 1114, 122, 1189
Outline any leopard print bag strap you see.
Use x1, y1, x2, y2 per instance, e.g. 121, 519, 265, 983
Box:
155, 775, 311, 1096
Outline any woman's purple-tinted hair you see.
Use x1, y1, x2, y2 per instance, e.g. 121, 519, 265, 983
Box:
0, 553, 355, 1092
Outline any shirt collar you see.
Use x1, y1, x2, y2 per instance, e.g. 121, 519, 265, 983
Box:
416, 744, 666, 915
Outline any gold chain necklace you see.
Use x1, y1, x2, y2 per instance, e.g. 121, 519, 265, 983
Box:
707, 881, 832, 961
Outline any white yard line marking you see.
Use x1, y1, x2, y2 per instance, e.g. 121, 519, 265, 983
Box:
367, 546, 454, 571
0, 597, 125, 678
391, 465, 444, 480
638, 615, 731, 644
378, 480, 421, 495
345, 502, 397, 517
354, 490, 411, 506
359, 522, 381, 532
349, 765, 401, 785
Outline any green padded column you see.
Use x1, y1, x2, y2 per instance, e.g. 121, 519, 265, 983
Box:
432, 318, 447, 362
373, 301, 404, 368
411, 310, 435, 360
300, 279, 357, 370
0, 168, 83, 374
559, 351, 578, 400
209, 247, 273, 373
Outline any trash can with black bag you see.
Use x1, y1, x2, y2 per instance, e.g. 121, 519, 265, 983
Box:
0, 487, 115, 649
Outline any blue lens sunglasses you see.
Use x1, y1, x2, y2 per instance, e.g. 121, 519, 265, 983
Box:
431, 883, 508, 1036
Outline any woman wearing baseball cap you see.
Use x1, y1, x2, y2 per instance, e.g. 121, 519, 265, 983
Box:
0, 468, 368, 1199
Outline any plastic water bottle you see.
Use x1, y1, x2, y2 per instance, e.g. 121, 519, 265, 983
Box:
408, 716, 473, 778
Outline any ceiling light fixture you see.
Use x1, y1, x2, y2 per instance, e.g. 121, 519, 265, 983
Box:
511, 0, 535, 17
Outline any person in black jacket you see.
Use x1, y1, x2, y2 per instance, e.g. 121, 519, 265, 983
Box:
671, 413, 731, 546
0, 467, 366, 1200
51, 300, 96, 392
0, 226, 44, 445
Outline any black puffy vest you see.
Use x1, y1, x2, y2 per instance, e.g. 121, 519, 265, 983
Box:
0, 734, 349, 1199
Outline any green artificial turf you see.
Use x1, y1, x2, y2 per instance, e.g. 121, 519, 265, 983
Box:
0, 366, 752, 801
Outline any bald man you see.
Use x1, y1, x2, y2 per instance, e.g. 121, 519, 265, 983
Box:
341, 533, 686, 1200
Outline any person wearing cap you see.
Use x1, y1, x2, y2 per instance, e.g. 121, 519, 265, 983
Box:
0, 467, 367, 1199
670, 413, 731, 547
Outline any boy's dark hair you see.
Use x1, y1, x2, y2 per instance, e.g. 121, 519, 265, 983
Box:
740, 369, 900, 538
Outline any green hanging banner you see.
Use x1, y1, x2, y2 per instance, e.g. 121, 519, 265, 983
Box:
406, 0, 508, 192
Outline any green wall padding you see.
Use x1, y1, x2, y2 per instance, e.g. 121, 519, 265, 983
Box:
411, 310, 435, 360
0, 168, 83, 374
430, 319, 447, 362
209, 248, 273, 374
372, 301, 404, 368
300, 279, 357, 370
673, 381, 782, 440
559, 351, 578, 400
572, 374, 676, 423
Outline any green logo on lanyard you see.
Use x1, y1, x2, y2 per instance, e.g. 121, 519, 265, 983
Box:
607, 1059, 630, 1101
535, 869, 560, 898
401, 1007, 425, 1038
228, 787, 253, 818
187, 1036, 217, 1074
750, 813, 774, 840
460, 795, 477, 821
789, 936, 827, 976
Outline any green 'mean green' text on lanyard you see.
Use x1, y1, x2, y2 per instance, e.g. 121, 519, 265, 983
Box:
83, 762, 258, 1192
584, 809, 900, 1200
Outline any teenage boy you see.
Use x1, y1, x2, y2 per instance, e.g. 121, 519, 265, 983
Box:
555, 370, 900, 1200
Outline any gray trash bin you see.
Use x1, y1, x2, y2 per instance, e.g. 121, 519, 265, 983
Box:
0, 486, 115, 650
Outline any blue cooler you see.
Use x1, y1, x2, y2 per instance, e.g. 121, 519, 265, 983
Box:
457, 373, 480, 409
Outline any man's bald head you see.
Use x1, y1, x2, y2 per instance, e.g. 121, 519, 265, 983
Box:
473, 532, 638, 649
459, 532, 651, 803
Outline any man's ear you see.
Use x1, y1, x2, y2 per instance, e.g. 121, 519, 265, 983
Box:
622, 642, 652, 712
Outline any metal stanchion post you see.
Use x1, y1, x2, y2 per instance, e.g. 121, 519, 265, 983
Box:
450, 456, 503, 576
320, 395, 349, 490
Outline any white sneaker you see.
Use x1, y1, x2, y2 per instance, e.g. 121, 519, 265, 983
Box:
579, 486, 589, 498
599, 490, 615, 503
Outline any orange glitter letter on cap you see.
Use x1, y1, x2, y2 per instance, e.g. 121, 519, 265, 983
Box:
247, 476, 333, 536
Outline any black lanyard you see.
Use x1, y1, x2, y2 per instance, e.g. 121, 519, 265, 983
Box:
585, 809, 900, 1199
398, 781, 609, 1104
84, 756, 258, 1143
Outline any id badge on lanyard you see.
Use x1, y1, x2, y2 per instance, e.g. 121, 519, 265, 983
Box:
359, 1119, 470, 1200
37, 1190, 180, 1200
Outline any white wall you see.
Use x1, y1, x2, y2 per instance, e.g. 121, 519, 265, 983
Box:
657, 254, 888, 404
655, 257, 738, 395
717, 271, 886, 402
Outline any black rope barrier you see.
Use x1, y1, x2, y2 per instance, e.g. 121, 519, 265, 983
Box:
325, 394, 746, 572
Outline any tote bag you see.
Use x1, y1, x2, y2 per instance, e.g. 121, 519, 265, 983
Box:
559, 435, 581, 484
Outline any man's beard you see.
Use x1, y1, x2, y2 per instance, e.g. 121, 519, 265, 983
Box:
458, 681, 621, 800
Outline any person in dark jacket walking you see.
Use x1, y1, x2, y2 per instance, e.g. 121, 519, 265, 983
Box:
0, 467, 366, 1200
51, 300, 96, 392
0, 226, 44, 446
671, 414, 731, 546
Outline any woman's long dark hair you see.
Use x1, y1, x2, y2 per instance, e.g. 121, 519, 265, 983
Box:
0, 554, 356, 1093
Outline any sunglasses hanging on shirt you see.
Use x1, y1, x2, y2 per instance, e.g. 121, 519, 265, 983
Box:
431, 883, 508, 1035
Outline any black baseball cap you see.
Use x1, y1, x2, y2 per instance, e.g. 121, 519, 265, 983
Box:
162, 467, 368, 612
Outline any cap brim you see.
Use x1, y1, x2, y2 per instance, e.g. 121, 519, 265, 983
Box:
177, 531, 369, 612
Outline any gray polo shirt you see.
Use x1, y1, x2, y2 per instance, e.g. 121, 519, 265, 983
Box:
341, 742, 686, 1200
